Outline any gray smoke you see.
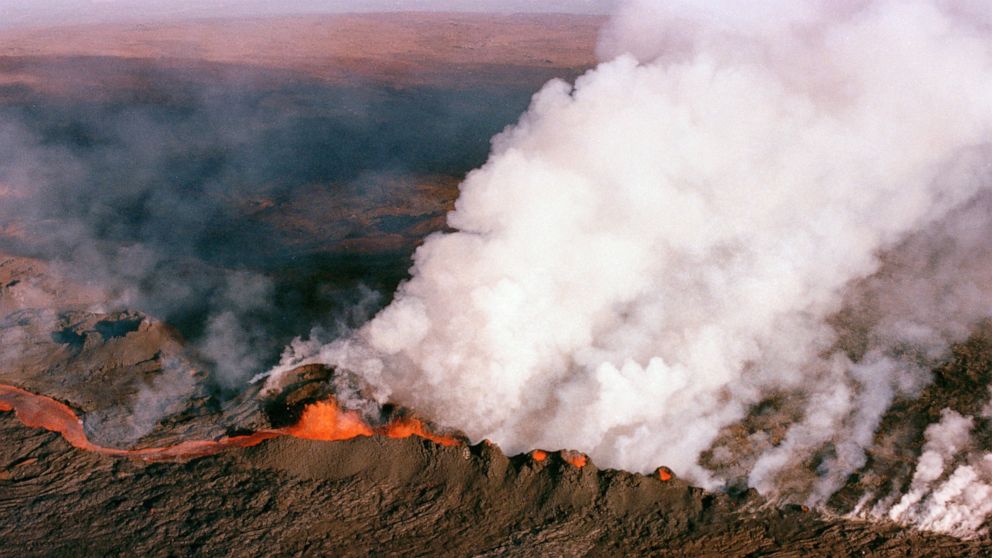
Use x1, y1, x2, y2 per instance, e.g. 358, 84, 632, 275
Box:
0, 54, 535, 391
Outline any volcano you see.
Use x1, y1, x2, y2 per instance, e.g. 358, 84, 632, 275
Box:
1, 256, 991, 555
2, 7, 992, 557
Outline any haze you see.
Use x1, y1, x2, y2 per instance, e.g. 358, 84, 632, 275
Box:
0, 0, 616, 29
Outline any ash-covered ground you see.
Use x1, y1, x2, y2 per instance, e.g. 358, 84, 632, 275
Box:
2, 11, 992, 557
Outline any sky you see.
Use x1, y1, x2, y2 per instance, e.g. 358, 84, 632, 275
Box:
0, 0, 616, 29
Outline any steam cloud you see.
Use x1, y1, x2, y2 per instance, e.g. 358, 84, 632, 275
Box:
881, 407, 992, 535
268, 0, 992, 535
0, 53, 545, 443
0, 58, 531, 388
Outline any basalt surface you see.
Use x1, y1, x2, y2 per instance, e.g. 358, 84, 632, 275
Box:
3, 408, 989, 557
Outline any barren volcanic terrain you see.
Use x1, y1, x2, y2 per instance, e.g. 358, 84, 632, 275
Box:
1, 11, 992, 557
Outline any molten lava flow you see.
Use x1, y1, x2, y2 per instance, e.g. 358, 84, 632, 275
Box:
0, 382, 598, 467
284, 400, 373, 441
284, 400, 460, 445
561, 450, 588, 468
657, 466, 674, 482
0, 384, 278, 461
0, 383, 662, 479
383, 416, 461, 446
1, 384, 102, 451
0, 383, 464, 462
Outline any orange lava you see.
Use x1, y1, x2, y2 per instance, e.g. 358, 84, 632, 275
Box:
284, 400, 373, 441
561, 450, 588, 468
0, 384, 279, 461
383, 416, 461, 447
0, 383, 465, 462
0, 384, 608, 470
1, 384, 103, 451
657, 466, 674, 481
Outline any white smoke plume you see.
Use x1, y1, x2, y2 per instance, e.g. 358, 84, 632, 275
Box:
887, 410, 975, 522
267, 0, 992, 531
878, 409, 992, 536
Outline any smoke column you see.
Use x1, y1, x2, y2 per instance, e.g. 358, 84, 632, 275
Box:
269, 0, 992, 533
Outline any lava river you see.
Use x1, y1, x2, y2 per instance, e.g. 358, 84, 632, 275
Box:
0, 383, 460, 461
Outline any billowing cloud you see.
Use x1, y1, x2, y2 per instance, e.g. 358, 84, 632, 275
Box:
268, 0, 992, 534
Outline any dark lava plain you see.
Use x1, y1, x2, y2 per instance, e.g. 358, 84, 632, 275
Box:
2, 411, 989, 557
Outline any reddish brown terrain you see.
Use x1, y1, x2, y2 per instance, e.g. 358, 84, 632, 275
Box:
0, 13, 601, 87
1, 13, 991, 557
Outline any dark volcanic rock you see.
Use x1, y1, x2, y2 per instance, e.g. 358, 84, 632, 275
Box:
1, 413, 988, 557
2, 250, 992, 556
1, 251, 991, 555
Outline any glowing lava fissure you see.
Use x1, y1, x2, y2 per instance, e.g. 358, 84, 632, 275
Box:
560, 450, 589, 468
284, 399, 374, 441
0, 384, 461, 461
657, 466, 674, 482
0, 384, 645, 473
383, 416, 462, 447
274, 399, 461, 446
